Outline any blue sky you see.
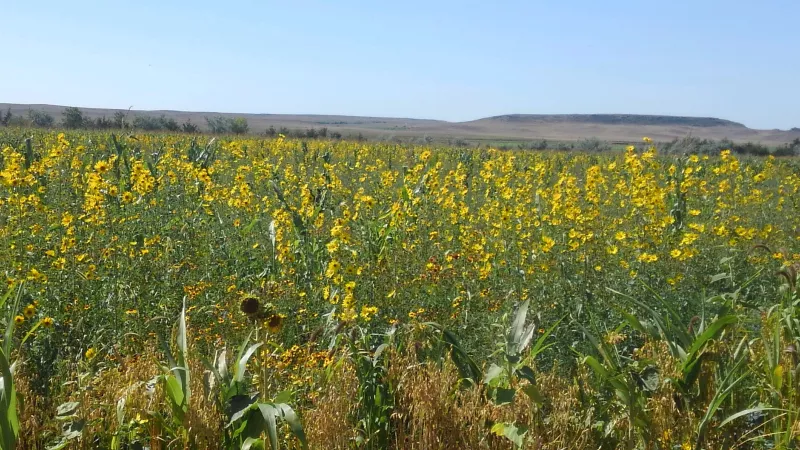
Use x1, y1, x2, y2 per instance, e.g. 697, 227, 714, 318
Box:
2, 1, 798, 129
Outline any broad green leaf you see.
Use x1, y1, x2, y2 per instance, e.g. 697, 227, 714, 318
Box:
277, 403, 308, 449
516, 366, 536, 384
719, 406, 787, 428
227, 395, 257, 426
162, 374, 186, 421
491, 421, 528, 448
257, 404, 279, 450
235, 342, 263, 384
710, 272, 729, 283
273, 390, 293, 405
492, 387, 516, 405
56, 401, 80, 418
483, 364, 504, 386
522, 384, 544, 404
773, 365, 784, 391
242, 437, 265, 450
582, 356, 609, 379
508, 300, 530, 354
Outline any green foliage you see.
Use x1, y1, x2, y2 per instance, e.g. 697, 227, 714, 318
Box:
61, 107, 85, 129
0, 285, 23, 450
346, 327, 395, 449
27, 110, 54, 128
205, 116, 250, 134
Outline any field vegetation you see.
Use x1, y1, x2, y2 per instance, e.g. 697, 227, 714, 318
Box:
0, 128, 799, 448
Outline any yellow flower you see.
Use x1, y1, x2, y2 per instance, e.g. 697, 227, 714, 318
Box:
94, 160, 110, 174
266, 314, 285, 333
13, 315, 24, 325
670, 249, 682, 259
325, 259, 340, 278
642, 137, 652, 143
360, 305, 378, 321
637, 252, 658, 263
85, 347, 97, 360
42, 317, 54, 328
23, 304, 36, 319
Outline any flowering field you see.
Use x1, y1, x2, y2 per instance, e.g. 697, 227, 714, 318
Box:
1, 129, 800, 449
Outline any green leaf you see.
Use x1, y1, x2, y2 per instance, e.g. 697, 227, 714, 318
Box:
242, 437, 265, 450
277, 403, 308, 449
515, 366, 536, 384
257, 404, 279, 450
235, 342, 263, 384
719, 406, 786, 428
0, 346, 19, 448
508, 300, 530, 354
696, 356, 749, 447
56, 401, 80, 419
682, 315, 737, 376
162, 374, 186, 421
491, 422, 528, 448
272, 390, 292, 405
522, 384, 544, 404
530, 315, 565, 358
638, 366, 660, 392
227, 395, 257, 426
582, 356, 609, 379
710, 272, 729, 283
772, 365, 784, 391
492, 387, 516, 405
483, 364, 504, 386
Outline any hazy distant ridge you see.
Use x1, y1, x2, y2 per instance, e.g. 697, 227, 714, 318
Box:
476, 114, 746, 128
1, 103, 797, 144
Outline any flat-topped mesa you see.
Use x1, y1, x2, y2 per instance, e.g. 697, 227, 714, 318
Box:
475, 114, 746, 128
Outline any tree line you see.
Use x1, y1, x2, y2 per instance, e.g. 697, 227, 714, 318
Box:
0, 106, 354, 140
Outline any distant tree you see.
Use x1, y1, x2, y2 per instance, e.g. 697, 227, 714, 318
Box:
205, 116, 229, 134
133, 115, 164, 131
229, 117, 249, 134
161, 116, 180, 132
94, 116, 113, 129
319, 127, 328, 138
577, 137, 611, 153
181, 120, 199, 133
62, 107, 85, 129
112, 111, 127, 129
330, 131, 342, 140
278, 127, 290, 136
265, 125, 276, 137
0, 108, 11, 126
305, 128, 318, 139
732, 142, 770, 156
28, 110, 54, 128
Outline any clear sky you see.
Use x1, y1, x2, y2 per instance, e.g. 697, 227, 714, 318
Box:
2, 1, 798, 129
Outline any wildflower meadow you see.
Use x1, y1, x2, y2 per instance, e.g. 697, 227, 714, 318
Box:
1, 128, 800, 449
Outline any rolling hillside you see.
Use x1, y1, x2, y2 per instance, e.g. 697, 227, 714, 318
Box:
2, 103, 798, 144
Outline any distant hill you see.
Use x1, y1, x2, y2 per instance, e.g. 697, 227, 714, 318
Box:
1, 103, 798, 145
474, 114, 747, 128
